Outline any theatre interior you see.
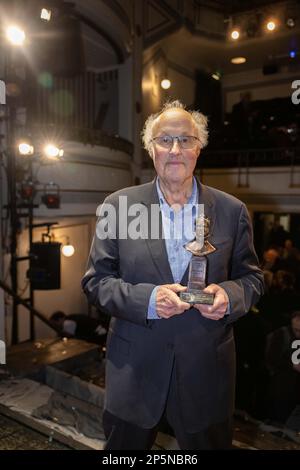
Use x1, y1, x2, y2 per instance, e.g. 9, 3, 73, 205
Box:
1, 0, 300, 450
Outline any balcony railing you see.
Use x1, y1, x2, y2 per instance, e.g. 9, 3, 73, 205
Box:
198, 147, 300, 168
29, 125, 133, 156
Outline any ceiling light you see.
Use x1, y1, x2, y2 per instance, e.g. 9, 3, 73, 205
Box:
5, 25, 25, 46
286, 18, 295, 28
40, 8, 52, 22
231, 57, 246, 64
231, 30, 240, 40
18, 142, 34, 156
266, 21, 276, 31
44, 144, 64, 159
161, 79, 171, 90
212, 71, 221, 80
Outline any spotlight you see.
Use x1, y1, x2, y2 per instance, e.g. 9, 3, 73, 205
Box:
231, 30, 240, 40
161, 79, 171, 90
42, 182, 60, 208
18, 142, 34, 156
212, 71, 221, 81
21, 181, 35, 200
266, 21, 276, 31
44, 144, 64, 159
62, 242, 75, 257
286, 18, 295, 28
40, 8, 52, 21
5, 25, 26, 46
290, 50, 296, 59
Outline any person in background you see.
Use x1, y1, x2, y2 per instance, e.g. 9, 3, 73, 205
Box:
50, 311, 107, 345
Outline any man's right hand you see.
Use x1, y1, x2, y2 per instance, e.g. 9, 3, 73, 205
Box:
156, 284, 190, 319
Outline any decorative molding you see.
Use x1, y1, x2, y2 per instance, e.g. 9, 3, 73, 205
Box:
31, 126, 134, 157
75, 12, 124, 63
102, 0, 131, 32
168, 60, 195, 80
144, 0, 182, 47
143, 48, 194, 80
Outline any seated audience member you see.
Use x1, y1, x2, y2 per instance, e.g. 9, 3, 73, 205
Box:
50, 311, 107, 344
260, 248, 285, 273
267, 221, 290, 249
258, 270, 300, 331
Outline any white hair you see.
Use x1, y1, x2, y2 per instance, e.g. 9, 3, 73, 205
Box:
141, 100, 209, 154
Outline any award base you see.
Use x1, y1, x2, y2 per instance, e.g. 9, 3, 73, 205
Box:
180, 289, 215, 305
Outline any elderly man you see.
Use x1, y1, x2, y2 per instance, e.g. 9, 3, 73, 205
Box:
82, 100, 264, 450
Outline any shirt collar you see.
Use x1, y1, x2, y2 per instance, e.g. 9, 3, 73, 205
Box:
156, 176, 198, 209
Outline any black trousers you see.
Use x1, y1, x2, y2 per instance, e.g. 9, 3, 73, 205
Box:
103, 363, 233, 450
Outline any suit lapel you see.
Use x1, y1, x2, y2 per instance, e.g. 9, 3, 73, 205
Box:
139, 178, 216, 285
140, 180, 174, 283
198, 180, 216, 236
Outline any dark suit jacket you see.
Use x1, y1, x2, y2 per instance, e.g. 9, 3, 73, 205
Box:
82, 179, 264, 432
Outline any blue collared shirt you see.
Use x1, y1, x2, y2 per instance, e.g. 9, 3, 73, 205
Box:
147, 177, 198, 319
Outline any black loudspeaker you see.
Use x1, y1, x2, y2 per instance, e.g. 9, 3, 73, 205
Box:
28, 242, 61, 290
263, 63, 279, 75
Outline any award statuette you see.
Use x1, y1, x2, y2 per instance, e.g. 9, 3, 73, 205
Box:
180, 217, 216, 305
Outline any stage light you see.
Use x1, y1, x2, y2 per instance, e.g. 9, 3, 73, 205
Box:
212, 71, 221, 81
231, 30, 240, 40
42, 193, 60, 208
42, 182, 60, 208
40, 8, 52, 21
231, 57, 246, 64
62, 242, 75, 257
18, 142, 34, 156
44, 144, 64, 159
5, 25, 26, 46
290, 50, 296, 59
21, 181, 35, 200
286, 18, 295, 28
161, 79, 171, 90
266, 21, 276, 31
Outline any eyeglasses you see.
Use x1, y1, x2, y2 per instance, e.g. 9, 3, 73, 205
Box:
151, 135, 200, 149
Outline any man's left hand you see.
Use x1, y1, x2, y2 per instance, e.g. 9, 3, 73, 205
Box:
194, 284, 229, 321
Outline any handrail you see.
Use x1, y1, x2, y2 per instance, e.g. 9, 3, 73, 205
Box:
0, 279, 60, 334
199, 146, 300, 168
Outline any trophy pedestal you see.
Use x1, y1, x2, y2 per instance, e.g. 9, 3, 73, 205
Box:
180, 254, 215, 305
180, 290, 215, 305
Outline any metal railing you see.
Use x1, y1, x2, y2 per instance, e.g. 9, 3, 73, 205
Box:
199, 147, 300, 169
29, 125, 134, 156
0, 279, 60, 335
